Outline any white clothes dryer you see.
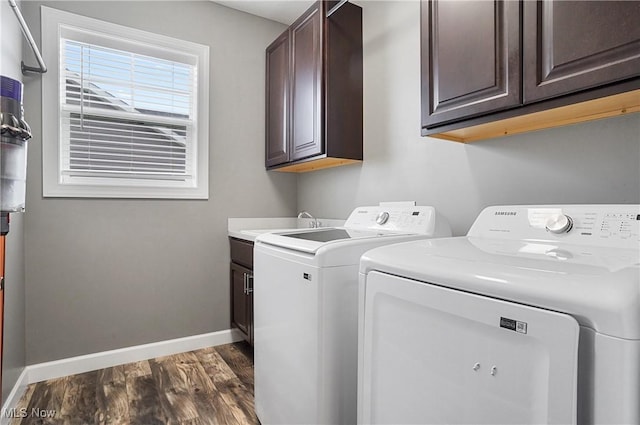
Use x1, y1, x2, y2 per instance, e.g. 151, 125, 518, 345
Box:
358, 205, 640, 425
254, 204, 451, 425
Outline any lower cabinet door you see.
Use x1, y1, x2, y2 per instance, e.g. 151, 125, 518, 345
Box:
230, 262, 252, 341
247, 273, 254, 345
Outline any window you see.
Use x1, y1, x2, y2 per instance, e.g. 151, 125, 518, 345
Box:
42, 7, 209, 198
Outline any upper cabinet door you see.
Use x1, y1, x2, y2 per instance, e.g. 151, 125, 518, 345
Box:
523, 0, 640, 103
290, 2, 323, 161
265, 31, 290, 168
421, 0, 521, 128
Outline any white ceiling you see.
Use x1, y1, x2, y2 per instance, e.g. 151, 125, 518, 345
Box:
212, 0, 315, 25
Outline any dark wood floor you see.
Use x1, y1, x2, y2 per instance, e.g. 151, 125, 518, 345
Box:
10, 342, 257, 425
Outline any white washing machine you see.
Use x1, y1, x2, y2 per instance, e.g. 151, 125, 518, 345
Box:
358, 205, 640, 425
254, 204, 451, 425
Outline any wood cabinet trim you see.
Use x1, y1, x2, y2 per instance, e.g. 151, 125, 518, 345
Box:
427, 89, 640, 143
270, 157, 361, 173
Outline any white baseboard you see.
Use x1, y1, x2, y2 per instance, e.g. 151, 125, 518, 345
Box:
26, 328, 243, 383
0, 328, 243, 424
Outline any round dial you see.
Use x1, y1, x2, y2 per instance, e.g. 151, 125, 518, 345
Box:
376, 211, 390, 225
545, 214, 574, 234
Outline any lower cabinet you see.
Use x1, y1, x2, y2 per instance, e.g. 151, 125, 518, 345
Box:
229, 238, 254, 345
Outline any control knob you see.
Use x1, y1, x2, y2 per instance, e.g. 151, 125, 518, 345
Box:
545, 213, 574, 234
376, 211, 390, 225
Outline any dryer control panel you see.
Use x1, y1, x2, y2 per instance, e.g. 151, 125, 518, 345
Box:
469, 205, 640, 249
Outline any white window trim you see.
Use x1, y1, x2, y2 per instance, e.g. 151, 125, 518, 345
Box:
41, 6, 210, 199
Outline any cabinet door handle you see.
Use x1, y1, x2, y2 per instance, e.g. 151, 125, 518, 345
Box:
246, 274, 254, 294
243, 273, 248, 295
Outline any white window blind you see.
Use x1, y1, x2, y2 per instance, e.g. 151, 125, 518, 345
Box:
42, 7, 209, 199
60, 40, 195, 182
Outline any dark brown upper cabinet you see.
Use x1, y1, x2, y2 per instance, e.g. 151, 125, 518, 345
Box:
523, 0, 640, 103
265, 1, 363, 173
421, 0, 640, 143
290, 4, 323, 162
266, 31, 290, 167
421, 1, 521, 127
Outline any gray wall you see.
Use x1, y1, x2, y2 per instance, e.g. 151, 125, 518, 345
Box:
21, 1, 295, 364
298, 1, 640, 235
13, 0, 640, 368
1, 0, 27, 405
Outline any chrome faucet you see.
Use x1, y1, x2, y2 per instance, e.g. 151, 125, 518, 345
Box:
298, 211, 320, 228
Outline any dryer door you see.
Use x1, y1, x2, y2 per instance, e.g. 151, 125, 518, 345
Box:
359, 271, 579, 425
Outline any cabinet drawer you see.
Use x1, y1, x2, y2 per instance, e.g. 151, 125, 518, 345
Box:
230, 237, 254, 269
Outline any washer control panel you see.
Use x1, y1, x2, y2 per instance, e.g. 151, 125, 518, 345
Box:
470, 205, 640, 248
345, 206, 437, 235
